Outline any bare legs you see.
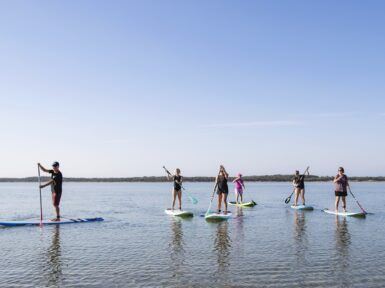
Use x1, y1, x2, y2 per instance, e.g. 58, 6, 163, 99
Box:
217, 193, 228, 214
335, 196, 347, 212
294, 188, 305, 206
301, 189, 305, 205
172, 189, 182, 210
51, 193, 60, 221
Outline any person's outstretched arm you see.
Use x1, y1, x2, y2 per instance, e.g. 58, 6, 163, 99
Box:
38, 163, 50, 173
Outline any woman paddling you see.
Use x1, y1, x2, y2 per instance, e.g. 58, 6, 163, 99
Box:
232, 173, 245, 204
215, 165, 229, 214
334, 167, 349, 213
292, 169, 309, 206
167, 168, 183, 211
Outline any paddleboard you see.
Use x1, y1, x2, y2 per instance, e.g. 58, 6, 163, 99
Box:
323, 209, 366, 218
165, 209, 193, 218
228, 201, 257, 207
0, 217, 104, 227
205, 212, 232, 221
291, 205, 314, 211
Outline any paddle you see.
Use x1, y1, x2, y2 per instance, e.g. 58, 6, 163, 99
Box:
37, 164, 43, 227
162, 166, 198, 204
348, 185, 367, 215
206, 182, 218, 216
284, 166, 310, 204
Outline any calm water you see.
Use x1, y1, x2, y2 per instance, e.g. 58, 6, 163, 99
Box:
1, 182, 385, 288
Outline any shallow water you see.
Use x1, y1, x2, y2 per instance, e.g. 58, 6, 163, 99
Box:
0, 182, 385, 288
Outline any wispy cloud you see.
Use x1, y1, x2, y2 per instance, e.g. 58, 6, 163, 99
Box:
202, 120, 302, 128
312, 112, 361, 118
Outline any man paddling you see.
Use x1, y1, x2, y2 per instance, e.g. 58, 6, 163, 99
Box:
38, 162, 63, 221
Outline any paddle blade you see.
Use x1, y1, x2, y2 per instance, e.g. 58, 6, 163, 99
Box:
190, 197, 198, 205
284, 197, 291, 204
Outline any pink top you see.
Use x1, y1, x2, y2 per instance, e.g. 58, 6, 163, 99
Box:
234, 178, 244, 189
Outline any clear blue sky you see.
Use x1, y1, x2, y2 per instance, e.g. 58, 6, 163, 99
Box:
1, 0, 384, 177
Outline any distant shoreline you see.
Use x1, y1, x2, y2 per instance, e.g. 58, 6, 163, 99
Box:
1, 175, 385, 183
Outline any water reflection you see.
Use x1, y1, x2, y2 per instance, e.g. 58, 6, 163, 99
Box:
334, 216, 351, 287
293, 211, 309, 272
45, 226, 63, 288
168, 219, 185, 280
293, 211, 307, 242
233, 208, 244, 253
335, 216, 351, 259
214, 222, 231, 275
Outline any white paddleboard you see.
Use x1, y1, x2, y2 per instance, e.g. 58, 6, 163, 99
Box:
323, 209, 366, 217
205, 212, 232, 221
0, 217, 104, 227
165, 209, 193, 218
291, 205, 314, 211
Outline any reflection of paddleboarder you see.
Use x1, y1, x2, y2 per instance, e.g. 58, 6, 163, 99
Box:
214, 222, 231, 274
38, 162, 63, 221
47, 226, 63, 287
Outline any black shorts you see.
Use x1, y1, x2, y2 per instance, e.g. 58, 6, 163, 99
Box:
53, 191, 62, 206
335, 191, 347, 197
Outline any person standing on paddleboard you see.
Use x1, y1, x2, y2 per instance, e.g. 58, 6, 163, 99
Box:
232, 173, 245, 204
215, 165, 229, 214
334, 167, 349, 213
292, 169, 309, 206
38, 162, 63, 221
167, 168, 183, 211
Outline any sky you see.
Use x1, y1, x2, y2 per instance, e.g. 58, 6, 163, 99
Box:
0, 0, 384, 178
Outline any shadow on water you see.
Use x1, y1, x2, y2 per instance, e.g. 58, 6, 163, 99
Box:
43, 226, 63, 288
168, 219, 185, 281
334, 216, 351, 287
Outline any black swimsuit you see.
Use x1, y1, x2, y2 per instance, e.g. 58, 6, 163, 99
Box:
173, 175, 182, 191
293, 175, 305, 189
216, 175, 229, 195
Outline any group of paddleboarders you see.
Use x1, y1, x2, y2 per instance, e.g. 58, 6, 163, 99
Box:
166, 165, 246, 214
32, 161, 352, 221
291, 166, 350, 212
166, 165, 352, 214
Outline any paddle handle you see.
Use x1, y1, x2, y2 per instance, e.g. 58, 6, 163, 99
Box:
37, 164, 43, 226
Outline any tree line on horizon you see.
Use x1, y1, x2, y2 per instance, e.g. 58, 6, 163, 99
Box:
0, 175, 385, 182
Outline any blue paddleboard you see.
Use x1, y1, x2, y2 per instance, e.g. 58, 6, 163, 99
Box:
0, 217, 104, 227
